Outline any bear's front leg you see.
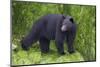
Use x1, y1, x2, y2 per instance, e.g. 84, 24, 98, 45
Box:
55, 40, 65, 55
66, 23, 76, 54
55, 32, 66, 55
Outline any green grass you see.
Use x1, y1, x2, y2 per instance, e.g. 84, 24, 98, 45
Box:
12, 42, 84, 65
12, 1, 96, 65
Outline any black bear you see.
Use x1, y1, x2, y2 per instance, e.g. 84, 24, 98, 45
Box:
21, 14, 77, 55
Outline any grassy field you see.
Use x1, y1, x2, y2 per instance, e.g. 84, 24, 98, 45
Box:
12, 1, 96, 66
12, 41, 84, 65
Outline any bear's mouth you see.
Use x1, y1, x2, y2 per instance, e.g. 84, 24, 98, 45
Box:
61, 25, 67, 32
21, 43, 29, 51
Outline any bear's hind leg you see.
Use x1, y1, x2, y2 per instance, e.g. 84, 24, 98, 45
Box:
39, 37, 50, 53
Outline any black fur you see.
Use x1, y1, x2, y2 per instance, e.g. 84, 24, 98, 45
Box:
21, 14, 77, 55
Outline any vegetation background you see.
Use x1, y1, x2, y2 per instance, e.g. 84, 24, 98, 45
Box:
12, 1, 96, 65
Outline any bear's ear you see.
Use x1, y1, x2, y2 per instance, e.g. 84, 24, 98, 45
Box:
62, 15, 66, 19
69, 17, 74, 23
